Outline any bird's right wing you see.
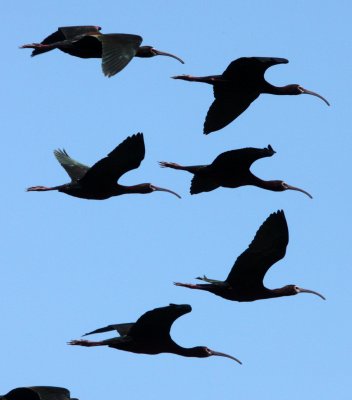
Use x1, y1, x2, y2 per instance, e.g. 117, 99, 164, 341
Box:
82, 323, 135, 337
225, 210, 289, 290
99, 34, 143, 77
190, 175, 220, 194
79, 133, 145, 186
54, 149, 90, 182
203, 90, 259, 134
128, 304, 192, 342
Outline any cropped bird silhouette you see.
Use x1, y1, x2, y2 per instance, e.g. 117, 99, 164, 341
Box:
20, 25, 184, 77
68, 303, 241, 363
0, 387, 77, 400
172, 57, 330, 134
27, 133, 180, 200
160, 145, 312, 198
175, 210, 325, 302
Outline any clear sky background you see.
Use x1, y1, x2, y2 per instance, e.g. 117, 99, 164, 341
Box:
2, 1, 351, 399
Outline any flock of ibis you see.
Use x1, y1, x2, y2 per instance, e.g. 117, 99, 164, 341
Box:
8, 24, 328, 399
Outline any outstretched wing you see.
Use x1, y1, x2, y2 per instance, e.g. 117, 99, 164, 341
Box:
30, 26, 101, 57
79, 133, 145, 186
221, 57, 289, 83
54, 149, 90, 182
82, 323, 135, 337
4, 387, 71, 400
99, 34, 143, 77
204, 90, 259, 134
190, 175, 220, 194
59, 26, 101, 40
226, 210, 289, 290
210, 145, 276, 171
203, 57, 288, 133
128, 304, 192, 342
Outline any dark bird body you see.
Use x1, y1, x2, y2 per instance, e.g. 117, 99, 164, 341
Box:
27, 133, 180, 200
0, 387, 77, 400
172, 57, 329, 134
175, 211, 325, 302
69, 304, 241, 363
160, 145, 312, 198
21, 25, 184, 77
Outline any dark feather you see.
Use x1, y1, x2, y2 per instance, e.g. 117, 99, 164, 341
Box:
53, 149, 90, 182
100, 34, 143, 77
225, 210, 289, 290
79, 133, 145, 186
128, 304, 191, 342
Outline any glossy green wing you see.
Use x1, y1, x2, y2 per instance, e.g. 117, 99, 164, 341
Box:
99, 34, 143, 77
53, 149, 90, 182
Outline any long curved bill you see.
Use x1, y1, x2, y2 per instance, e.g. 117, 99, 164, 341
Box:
151, 185, 181, 199
210, 350, 242, 364
153, 49, 185, 64
298, 287, 326, 300
300, 87, 330, 106
283, 183, 313, 199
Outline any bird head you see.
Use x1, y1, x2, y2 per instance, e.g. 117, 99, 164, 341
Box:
138, 46, 184, 64
287, 84, 330, 106
193, 347, 242, 364
284, 285, 326, 300
138, 183, 181, 198
271, 181, 313, 199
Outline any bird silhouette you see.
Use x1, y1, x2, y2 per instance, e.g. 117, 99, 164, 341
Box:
20, 25, 184, 77
175, 210, 325, 302
0, 387, 77, 400
172, 57, 329, 134
68, 303, 241, 363
27, 133, 180, 200
160, 145, 312, 198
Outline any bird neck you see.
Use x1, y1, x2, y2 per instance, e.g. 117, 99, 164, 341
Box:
170, 344, 207, 358
248, 175, 284, 192
262, 82, 298, 95
116, 184, 151, 195
270, 285, 297, 298
135, 46, 153, 58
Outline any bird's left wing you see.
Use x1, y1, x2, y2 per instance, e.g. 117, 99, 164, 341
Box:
82, 322, 135, 337
222, 57, 289, 82
225, 210, 289, 290
98, 34, 143, 77
4, 387, 71, 400
128, 304, 192, 342
79, 133, 145, 186
54, 149, 90, 182
59, 26, 101, 40
210, 145, 276, 170
204, 90, 259, 134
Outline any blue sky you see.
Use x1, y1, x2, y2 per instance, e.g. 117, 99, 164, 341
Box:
2, 1, 351, 399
